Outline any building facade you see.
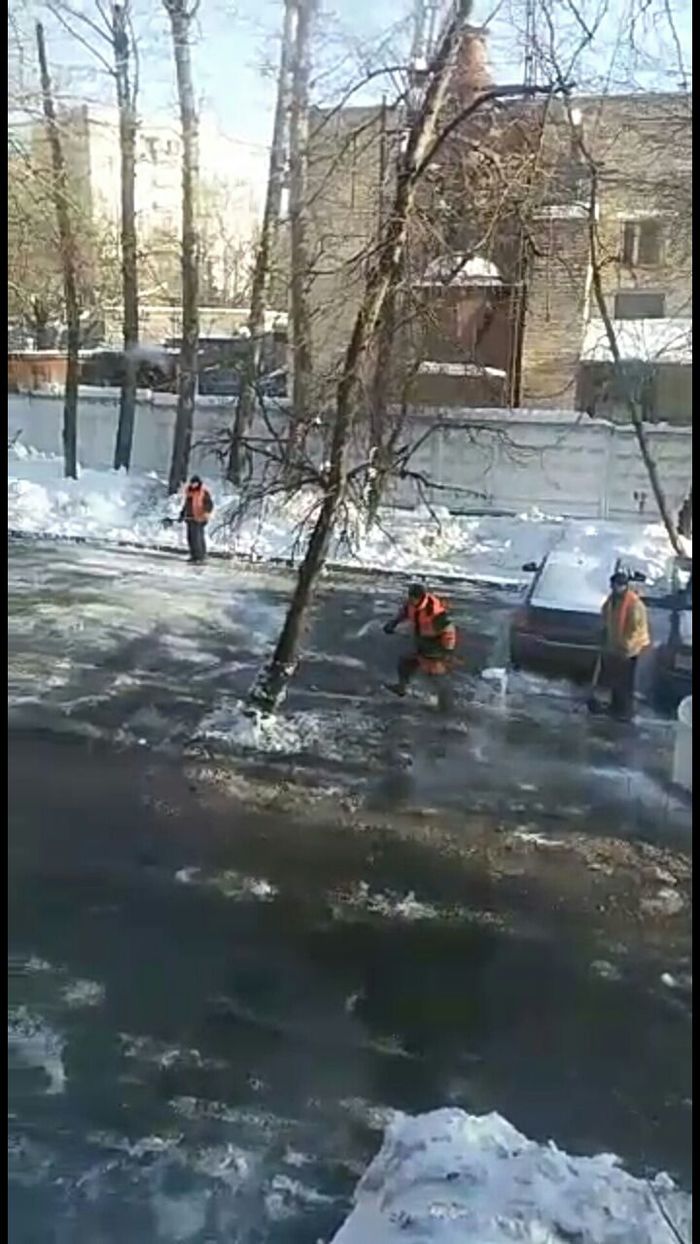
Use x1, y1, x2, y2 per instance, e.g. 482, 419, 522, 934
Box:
302, 43, 692, 422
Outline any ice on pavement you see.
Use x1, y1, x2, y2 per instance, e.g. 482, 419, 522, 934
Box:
331, 1108, 691, 1244
8, 444, 686, 588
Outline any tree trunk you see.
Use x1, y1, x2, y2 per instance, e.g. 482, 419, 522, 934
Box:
286, 0, 315, 469
365, 96, 396, 525
584, 166, 682, 556
36, 21, 79, 480
112, 3, 139, 471
366, 284, 398, 525
227, 0, 294, 484
249, 2, 471, 711
165, 0, 199, 495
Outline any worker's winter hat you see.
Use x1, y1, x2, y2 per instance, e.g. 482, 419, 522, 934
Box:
189, 474, 202, 486
408, 582, 427, 600
610, 569, 629, 587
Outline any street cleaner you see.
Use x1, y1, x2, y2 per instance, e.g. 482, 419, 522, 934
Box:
596, 569, 651, 721
383, 582, 457, 713
179, 475, 214, 564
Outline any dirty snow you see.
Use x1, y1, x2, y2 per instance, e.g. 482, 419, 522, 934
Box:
331, 1108, 691, 1244
8, 443, 686, 589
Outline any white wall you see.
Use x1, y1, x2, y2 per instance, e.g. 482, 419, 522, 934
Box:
8, 391, 692, 522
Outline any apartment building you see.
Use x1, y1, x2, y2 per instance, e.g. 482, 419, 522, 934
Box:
15, 104, 264, 303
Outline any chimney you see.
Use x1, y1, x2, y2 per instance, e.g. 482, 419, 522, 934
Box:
454, 25, 493, 103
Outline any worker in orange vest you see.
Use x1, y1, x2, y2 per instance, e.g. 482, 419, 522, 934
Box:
179, 475, 214, 563
383, 582, 457, 713
599, 569, 651, 720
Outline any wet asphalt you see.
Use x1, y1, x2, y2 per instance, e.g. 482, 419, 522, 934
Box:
8, 538, 693, 1242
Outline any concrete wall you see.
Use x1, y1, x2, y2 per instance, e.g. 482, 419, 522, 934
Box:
9, 390, 692, 522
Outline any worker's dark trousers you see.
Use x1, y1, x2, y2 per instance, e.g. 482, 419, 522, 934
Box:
186, 520, 207, 563
397, 654, 453, 715
602, 653, 638, 720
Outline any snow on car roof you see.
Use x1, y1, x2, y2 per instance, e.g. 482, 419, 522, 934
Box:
530, 548, 614, 613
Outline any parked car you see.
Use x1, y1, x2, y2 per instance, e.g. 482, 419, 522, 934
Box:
647, 557, 692, 711
510, 547, 646, 681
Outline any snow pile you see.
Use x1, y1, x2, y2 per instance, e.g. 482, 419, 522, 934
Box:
8, 447, 176, 548
332, 1108, 691, 1244
8, 443, 686, 588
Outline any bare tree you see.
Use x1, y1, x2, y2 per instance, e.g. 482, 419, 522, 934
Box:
112, 1, 139, 471
164, 0, 200, 494
34, 0, 140, 467
35, 20, 80, 479
227, 0, 295, 484
249, 0, 528, 710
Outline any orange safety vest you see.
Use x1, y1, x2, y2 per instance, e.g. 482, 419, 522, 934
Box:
185, 484, 212, 523
602, 588, 650, 657
406, 593, 457, 675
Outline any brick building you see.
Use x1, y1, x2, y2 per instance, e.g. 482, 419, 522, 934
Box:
522, 92, 692, 420
301, 35, 692, 422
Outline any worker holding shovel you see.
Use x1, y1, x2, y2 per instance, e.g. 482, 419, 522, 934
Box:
589, 570, 651, 721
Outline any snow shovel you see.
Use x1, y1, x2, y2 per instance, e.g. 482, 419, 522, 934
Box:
586, 653, 605, 714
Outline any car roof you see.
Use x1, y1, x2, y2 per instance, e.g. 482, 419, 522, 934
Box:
530, 548, 615, 613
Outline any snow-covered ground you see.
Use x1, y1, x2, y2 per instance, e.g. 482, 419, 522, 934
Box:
332, 1108, 691, 1244
8, 443, 686, 590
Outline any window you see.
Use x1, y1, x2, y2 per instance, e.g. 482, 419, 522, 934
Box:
621, 219, 663, 267
614, 291, 666, 320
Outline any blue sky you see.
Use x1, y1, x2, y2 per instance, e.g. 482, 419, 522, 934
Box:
13, 0, 692, 162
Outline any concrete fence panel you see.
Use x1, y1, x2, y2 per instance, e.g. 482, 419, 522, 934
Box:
8, 391, 692, 522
